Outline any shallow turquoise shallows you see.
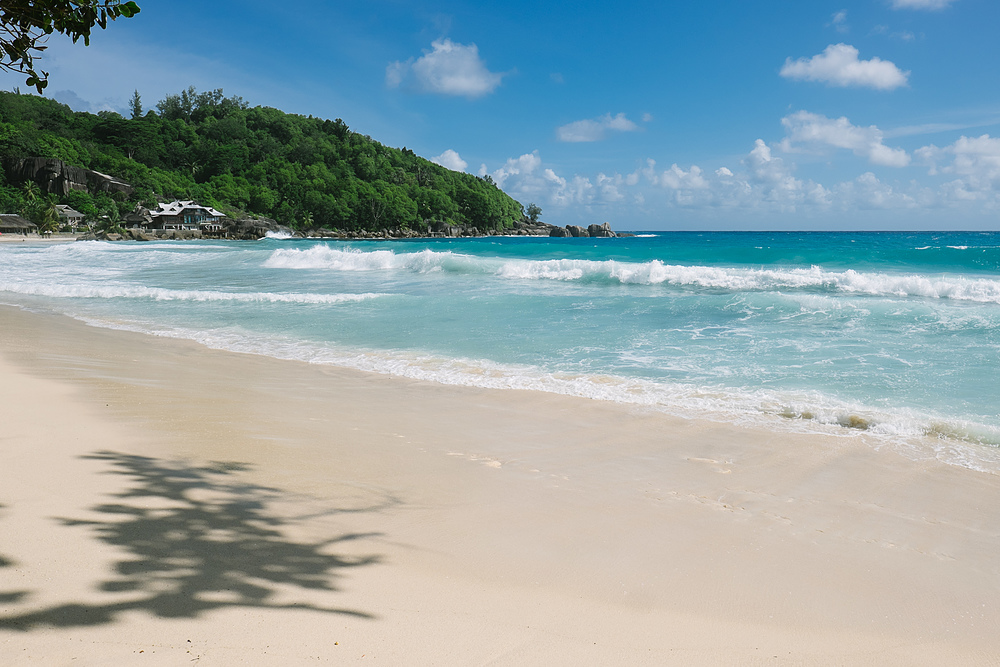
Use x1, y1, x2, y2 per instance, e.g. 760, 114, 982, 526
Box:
3, 231, 999, 470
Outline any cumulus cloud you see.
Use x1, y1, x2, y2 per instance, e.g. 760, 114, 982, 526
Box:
596, 173, 628, 201
556, 113, 640, 142
478, 134, 1000, 223
386, 39, 505, 98
630, 144, 831, 211
659, 164, 709, 189
488, 151, 542, 189
740, 140, 830, 208
481, 151, 626, 208
835, 172, 916, 209
780, 111, 910, 167
891, 0, 956, 9
430, 149, 468, 172
915, 135, 1000, 192
780, 43, 909, 90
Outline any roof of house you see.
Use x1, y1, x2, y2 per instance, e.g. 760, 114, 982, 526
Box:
55, 205, 84, 219
150, 200, 225, 218
0, 214, 38, 230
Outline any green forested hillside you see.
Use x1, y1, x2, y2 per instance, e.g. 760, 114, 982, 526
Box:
0, 88, 525, 232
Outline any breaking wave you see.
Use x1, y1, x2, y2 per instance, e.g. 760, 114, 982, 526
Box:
0, 282, 385, 304
265, 246, 1000, 303
66, 314, 1000, 472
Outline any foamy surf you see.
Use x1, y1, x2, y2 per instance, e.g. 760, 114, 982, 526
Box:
0, 282, 386, 304
265, 246, 1000, 304
66, 312, 1000, 473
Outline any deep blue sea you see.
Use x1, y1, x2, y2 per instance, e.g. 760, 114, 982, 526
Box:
3, 231, 999, 469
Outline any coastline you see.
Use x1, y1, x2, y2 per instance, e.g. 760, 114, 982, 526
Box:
2, 304, 1000, 664
0, 233, 79, 244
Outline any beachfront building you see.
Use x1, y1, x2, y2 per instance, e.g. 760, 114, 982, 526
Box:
0, 214, 38, 234
148, 201, 226, 232
55, 205, 86, 229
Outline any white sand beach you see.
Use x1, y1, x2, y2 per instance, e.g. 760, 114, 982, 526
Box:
2, 304, 999, 665
0, 234, 79, 244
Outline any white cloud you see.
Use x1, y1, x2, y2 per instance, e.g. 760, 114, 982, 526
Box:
430, 149, 468, 172
742, 140, 824, 208
780, 111, 910, 167
556, 113, 640, 142
489, 151, 542, 189
386, 39, 505, 98
632, 144, 831, 211
830, 10, 849, 33
482, 152, 629, 208
835, 172, 916, 209
660, 164, 709, 189
891, 0, 956, 9
780, 43, 909, 90
916, 135, 1000, 192
596, 173, 627, 201
870, 24, 918, 41
479, 134, 1000, 225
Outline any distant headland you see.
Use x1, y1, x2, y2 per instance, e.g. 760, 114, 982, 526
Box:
0, 89, 628, 241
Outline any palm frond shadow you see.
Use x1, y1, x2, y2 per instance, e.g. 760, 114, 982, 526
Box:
0, 451, 394, 631
0, 504, 30, 604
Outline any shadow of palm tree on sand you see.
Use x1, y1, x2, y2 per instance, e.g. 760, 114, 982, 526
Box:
0, 451, 394, 630
0, 502, 30, 605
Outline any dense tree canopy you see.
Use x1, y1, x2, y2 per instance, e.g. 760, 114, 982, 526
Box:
0, 88, 526, 232
0, 1, 140, 92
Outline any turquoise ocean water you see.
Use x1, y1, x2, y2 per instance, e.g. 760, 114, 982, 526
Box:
2, 231, 999, 470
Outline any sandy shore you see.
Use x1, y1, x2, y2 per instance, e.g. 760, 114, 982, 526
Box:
0, 233, 79, 244
1, 305, 999, 665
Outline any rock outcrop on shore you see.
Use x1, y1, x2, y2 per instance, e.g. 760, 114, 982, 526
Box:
76, 210, 629, 242
223, 217, 292, 240
3, 157, 134, 198
293, 219, 630, 240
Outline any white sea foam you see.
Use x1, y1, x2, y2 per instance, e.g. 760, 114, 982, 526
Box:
265, 246, 1000, 303
264, 231, 295, 239
0, 282, 386, 304
63, 312, 1000, 473
263, 245, 478, 273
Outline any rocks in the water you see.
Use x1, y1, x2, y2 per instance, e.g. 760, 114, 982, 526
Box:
587, 222, 616, 238
566, 225, 587, 237
223, 216, 289, 239
506, 219, 559, 236
549, 227, 571, 237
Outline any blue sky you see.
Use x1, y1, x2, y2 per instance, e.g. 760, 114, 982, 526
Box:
5, 0, 1000, 230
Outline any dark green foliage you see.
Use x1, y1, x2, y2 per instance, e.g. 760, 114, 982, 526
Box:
527, 202, 542, 223
0, 89, 525, 232
0, 1, 141, 93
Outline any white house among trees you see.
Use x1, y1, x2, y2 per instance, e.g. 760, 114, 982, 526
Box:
148, 201, 225, 232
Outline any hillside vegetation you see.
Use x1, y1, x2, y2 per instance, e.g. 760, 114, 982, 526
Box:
0, 88, 526, 232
